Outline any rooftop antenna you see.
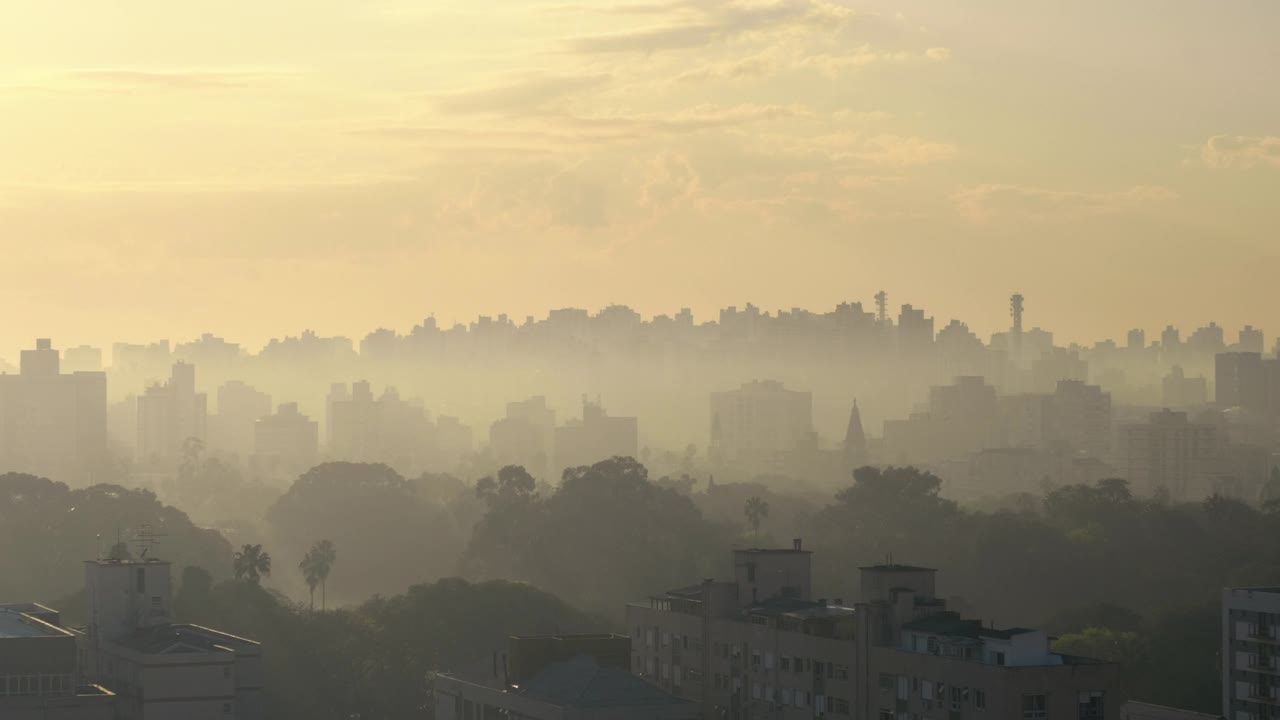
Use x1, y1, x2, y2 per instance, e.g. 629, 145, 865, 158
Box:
133, 523, 167, 560
874, 291, 889, 327
1010, 293, 1024, 343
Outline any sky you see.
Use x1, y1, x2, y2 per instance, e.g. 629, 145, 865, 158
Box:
1, 0, 1278, 357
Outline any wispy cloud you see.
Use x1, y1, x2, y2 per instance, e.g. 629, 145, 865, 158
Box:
64, 69, 293, 91
951, 184, 1177, 222
1199, 134, 1280, 170
432, 73, 612, 114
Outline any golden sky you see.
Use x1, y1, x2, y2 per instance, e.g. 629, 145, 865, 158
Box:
1, 0, 1278, 356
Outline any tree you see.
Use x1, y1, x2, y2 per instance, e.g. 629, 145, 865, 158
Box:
299, 551, 321, 610
233, 544, 272, 585
312, 539, 337, 610
744, 496, 770, 543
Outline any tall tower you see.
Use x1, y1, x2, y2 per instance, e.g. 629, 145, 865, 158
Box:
843, 399, 867, 466
1010, 293, 1025, 353
874, 291, 889, 327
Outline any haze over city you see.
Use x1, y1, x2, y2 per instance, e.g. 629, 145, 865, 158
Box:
3, 3, 1280, 720
2, 0, 1279, 351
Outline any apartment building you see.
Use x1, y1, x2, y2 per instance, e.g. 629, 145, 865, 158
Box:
1223, 587, 1280, 720
627, 543, 1119, 720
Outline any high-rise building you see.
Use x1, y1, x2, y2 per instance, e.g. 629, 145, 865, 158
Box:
554, 398, 638, 474
710, 381, 813, 464
1222, 587, 1280, 720
254, 402, 319, 475
209, 381, 272, 459
1048, 380, 1113, 459
1216, 353, 1267, 412
1162, 366, 1208, 408
490, 396, 557, 479
136, 362, 207, 466
627, 545, 1119, 720
1119, 410, 1222, 500
0, 339, 107, 486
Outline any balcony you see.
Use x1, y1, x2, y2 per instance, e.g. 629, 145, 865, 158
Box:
1250, 628, 1280, 645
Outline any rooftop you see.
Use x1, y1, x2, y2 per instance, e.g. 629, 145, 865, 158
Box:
734, 548, 811, 555
860, 564, 937, 573
514, 655, 690, 709
0, 608, 70, 639
109, 623, 261, 656
902, 612, 1035, 640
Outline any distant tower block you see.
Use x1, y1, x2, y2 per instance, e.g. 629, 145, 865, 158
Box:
874, 291, 889, 326
1009, 293, 1025, 351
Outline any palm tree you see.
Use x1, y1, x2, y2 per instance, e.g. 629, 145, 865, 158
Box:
233, 544, 272, 585
311, 539, 337, 610
744, 496, 770, 545
298, 551, 321, 610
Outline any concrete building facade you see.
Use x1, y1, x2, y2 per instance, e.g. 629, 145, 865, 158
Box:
1223, 587, 1280, 720
627, 546, 1119, 720
0, 603, 115, 719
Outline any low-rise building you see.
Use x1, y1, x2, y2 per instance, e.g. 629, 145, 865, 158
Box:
627, 543, 1119, 720
0, 603, 115, 719
435, 634, 696, 720
83, 558, 263, 719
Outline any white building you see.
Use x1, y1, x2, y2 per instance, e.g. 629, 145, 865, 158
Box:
84, 558, 263, 719
1223, 587, 1280, 720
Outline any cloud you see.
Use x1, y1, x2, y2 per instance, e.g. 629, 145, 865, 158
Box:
951, 184, 1177, 222
1199, 135, 1280, 170
432, 73, 612, 114
563, 0, 851, 54
63, 69, 290, 90
925, 47, 952, 61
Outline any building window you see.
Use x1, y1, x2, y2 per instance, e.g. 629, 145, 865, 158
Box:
880, 673, 895, 691
747, 563, 757, 582
994, 652, 1006, 666
223, 702, 233, 714
765, 652, 774, 670
834, 664, 849, 681
832, 697, 851, 715
927, 636, 940, 654
880, 710, 894, 720
951, 686, 964, 711
1079, 691, 1104, 720
781, 657, 791, 671
975, 690, 987, 710
794, 656, 804, 673
1023, 694, 1048, 720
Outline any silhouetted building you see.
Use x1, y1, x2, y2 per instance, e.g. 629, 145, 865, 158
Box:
554, 398, 638, 473
209, 381, 272, 459
329, 381, 432, 472
1162, 366, 1208, 408
0, 339, 107, 486
1216, 353, 1267, 412
1048, 380, 1112, 458
136, 362, 207, 467
254, 402, 318, 475
896, 304, 934, 354
62, 345, 104, 373
709, 381, 813, 464
1119, 410, 1222, 500
491, 396, 557, 479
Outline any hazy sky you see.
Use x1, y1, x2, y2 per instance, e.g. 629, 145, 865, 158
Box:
2, 0, 1278, 356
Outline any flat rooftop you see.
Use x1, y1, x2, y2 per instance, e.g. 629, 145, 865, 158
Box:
0, 608, 68, 639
